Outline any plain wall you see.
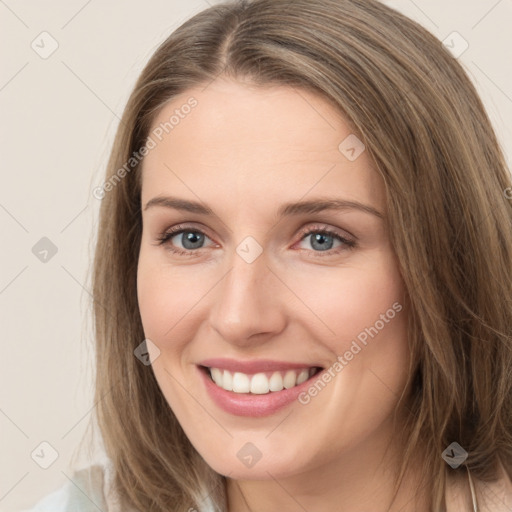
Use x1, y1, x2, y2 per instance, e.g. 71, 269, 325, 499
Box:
1, 0, 511, 510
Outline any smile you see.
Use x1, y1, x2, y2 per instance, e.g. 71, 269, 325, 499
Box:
207, 367, 321, 394
197, 359, 325, 417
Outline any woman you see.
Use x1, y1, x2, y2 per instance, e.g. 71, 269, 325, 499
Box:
28, 0, 512, 510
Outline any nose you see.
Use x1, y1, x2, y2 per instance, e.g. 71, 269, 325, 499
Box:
208, 250, 286, 348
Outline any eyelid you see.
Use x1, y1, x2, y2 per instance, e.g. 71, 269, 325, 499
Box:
296, 223, 356, 243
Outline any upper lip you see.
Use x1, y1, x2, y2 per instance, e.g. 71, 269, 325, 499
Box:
199, 358, 322, 374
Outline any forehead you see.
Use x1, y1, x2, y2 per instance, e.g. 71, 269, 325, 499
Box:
141, 78, 384, 214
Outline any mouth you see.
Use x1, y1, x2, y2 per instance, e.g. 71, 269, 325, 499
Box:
201, 366, 323, 394
197, 358, 326, 417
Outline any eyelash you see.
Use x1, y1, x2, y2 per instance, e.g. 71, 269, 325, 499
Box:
155, 223, 357, 258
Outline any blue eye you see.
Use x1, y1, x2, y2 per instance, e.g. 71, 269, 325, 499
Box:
298, 228, 356, 254
156, 227, 214, 256
156, 224, 356, 257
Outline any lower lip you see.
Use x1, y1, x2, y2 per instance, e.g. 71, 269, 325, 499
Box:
198, 366, 318, 417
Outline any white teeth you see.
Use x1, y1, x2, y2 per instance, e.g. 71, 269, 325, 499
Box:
296, 369, 309, 385
232, 372, 250, 393
208, 367, 316, 394
250, 373, 269, 394
222, 370, 233, 391
269, 372, 284, 392
283, 370, 296, 389
210, 367, 223, 387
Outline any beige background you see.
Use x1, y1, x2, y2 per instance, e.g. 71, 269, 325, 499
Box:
1, 0, 511, 510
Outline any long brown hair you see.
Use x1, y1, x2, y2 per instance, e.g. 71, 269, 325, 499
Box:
85, 0, 512, 510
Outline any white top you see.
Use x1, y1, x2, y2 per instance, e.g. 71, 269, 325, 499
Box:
22, 460, 215, 512
23, 460, 512, 512
21, 462, 136, 512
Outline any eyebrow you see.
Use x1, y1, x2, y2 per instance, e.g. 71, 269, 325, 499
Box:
144, 196, 384, 219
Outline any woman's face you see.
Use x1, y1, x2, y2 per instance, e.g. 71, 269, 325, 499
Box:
137, 78, 410, 480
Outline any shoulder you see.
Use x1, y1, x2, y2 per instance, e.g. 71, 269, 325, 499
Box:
445, 461, 512, 512
474, 461, 512, 512
23, 462, 125, 512
445, 470, 473, 511
23, 461, 214, 512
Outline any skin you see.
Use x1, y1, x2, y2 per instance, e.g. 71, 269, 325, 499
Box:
136, 77, 429, 511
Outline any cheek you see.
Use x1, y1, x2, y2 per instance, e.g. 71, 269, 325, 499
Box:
136, 254, 207, 346
136, 259, 204, 415
288, 253, 406, 351
137, 264, 170, 341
